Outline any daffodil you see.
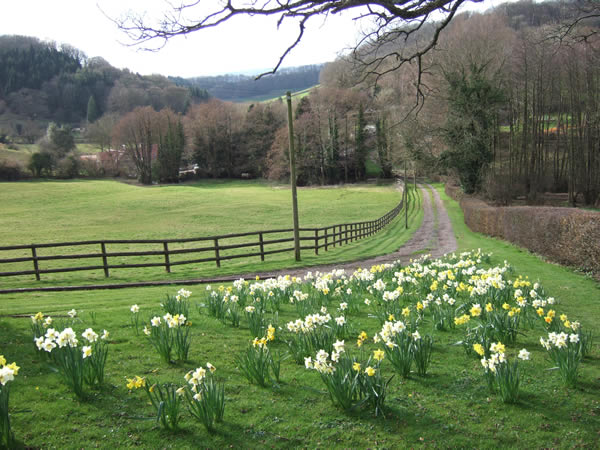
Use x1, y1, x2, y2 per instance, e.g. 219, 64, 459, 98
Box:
473, 343, 485, 356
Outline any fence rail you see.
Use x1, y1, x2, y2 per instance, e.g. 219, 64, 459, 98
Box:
0, 199, 403, 281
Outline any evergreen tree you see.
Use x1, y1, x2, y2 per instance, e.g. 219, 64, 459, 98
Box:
376, 117, 393, 178
87, 95, 100, 123
158, 116, 185, 183
441, 62, 504, 193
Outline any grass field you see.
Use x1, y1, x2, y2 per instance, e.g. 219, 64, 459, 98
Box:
0, 179, 421, 289
0, 182, 598, 448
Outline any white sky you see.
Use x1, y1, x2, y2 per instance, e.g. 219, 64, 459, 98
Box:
1, 0, 514, 78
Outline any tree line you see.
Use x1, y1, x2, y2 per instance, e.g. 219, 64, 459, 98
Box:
0, 35, 208, 138
5, 0, 599, 207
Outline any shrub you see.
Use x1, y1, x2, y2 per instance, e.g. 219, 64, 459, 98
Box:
447, 185, 600, 278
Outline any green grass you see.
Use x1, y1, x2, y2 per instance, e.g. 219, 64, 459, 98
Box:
0, 179, 422, 289
433, 183, 600, 323
1, 192, 598, 448
263, 85, 318, 103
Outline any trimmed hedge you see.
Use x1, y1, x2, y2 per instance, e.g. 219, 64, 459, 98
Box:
446, 184, 600, 277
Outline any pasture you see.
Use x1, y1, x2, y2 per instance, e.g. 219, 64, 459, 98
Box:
0, 179, 420, 288
0, 183, 598, 448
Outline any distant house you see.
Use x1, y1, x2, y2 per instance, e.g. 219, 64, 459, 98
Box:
80, 149, 135, 177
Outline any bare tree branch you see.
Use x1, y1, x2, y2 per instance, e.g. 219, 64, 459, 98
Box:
108, 0, 481, 81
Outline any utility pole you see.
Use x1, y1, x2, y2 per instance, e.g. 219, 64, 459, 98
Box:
404, 159, 408, 229
286, 92, 301, 261
413, 163, 417, 191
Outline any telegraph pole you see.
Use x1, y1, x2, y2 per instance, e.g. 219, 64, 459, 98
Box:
405, 159, 408, 229
286, 92, 301, 261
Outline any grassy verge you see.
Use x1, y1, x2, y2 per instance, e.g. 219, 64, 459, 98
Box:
0, 185, 598, 448
0, 180, 421, 289
434, 183, 600, 322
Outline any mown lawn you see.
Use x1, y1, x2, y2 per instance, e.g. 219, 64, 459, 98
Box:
0, 184, 598, 448
0, 179, 421, 289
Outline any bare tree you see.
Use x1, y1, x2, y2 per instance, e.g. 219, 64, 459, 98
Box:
112, 0, 482, 96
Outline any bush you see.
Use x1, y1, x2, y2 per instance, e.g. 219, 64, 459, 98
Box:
0, 161, 26, 181
448, 184, 600, 277
55, 155, 81, 179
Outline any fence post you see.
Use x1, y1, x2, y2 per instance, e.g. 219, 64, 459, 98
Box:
344, 224, 348, 245
325, 227, 329, 251
259, 232, 265, 262
100, 242, 109, 277
214, 238, 221, 268
163, 242, 171, 273
31, 244, 40, 281
314, 229, 319, 255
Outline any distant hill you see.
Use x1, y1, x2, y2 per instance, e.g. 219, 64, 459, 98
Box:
0, 35, 209, 139
170, 65, 322, 103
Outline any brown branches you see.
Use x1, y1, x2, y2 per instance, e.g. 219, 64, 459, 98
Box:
111, 0, 480, 81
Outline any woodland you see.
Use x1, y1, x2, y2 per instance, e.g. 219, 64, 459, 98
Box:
0, 0, 599, 206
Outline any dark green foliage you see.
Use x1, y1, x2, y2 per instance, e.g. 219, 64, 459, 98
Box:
0, 36, 81, 97
46, 123, 75, 158
28, 152, 53, 177
158, 117, 185, 183
86, 95, 99, 123
376, 117, 392, 178
441, 62, 504, 194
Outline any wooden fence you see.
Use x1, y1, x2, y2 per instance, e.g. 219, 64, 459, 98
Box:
0, 200, 403, 281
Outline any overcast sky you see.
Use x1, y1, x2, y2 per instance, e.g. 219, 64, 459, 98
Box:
2, 0, 512, 78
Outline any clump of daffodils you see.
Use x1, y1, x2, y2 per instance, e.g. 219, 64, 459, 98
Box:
32, 326, 109, 397
0, 356, 18, 387
540, 331, 583, 386
0, 355, 19, 448
236, 335, 282, 387
161, 289, 192, 318
146, 312, 192, 363
374, 321, 433, 377
127, 375, 182, 431
305, 342, 389, 416
480, 342, 530, 403
183, 363, 225, 431
285, 313, 337, 364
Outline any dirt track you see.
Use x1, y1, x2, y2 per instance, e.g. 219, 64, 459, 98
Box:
247, 183, 458, 279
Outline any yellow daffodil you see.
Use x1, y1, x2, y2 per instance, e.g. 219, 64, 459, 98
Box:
473, 343, 485, 356
373, 349, 385, 361
469, 304, 482, 317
